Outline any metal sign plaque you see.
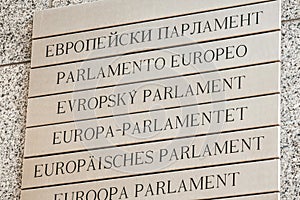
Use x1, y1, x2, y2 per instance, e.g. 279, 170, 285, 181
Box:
22, 0, 281, 199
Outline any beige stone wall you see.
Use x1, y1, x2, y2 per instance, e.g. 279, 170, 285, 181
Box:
0, 0, 299, 199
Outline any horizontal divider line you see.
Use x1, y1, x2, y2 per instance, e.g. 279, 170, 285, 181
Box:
282, 17, 300, 23
28, 60, 280, 99
31, 29, 280, 69
24, 124, 279, 159
26, 92, 280, 129
21, 157, 279, 191
200, 191, 279, 200
0, 60, 31, 68
33, 0, 276, 40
